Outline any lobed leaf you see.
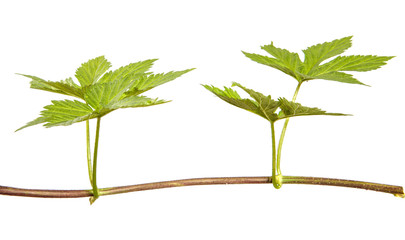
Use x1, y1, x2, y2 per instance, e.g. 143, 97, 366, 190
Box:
126, 68, 195, 96
301, 38, 393, 85
302, 36, 352, 74
242, 36, 393, 86
204, 84, 348, 122
277, 98, 348, 119
261, 43, 303, 78
242, 51, 300, 80
17, 100, 95, 130
231, 82, 280, 121
17, 74, 84, 99
303, 71, 365, 85
98, 59, 157, 84
75, 56, 112, 87
310, 55, 394, 76
17, 56, 194, 131
203, 84, 266, 118
105, 95, 169, 110
15, 117, 48, 132
84, 76, 134, 111
41, 100, 95, 127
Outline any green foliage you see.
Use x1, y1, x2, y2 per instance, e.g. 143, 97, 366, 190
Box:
277, 98, 347, 119
75, 56, 112, 87
203, 82, 346, 123
241, 52, 300, 80
242, 36, 393, 85
17, 56, 194, 204
98, 59, 157, 84
204, 36, 393, 191
38, 100, 95, 127
126, 69, 194, 96
17, 74, 84, 99
302, 36, 353, 74
203, 83, 278, 121
17, 56, 194, 131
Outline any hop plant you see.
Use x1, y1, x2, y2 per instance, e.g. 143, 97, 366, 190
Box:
204, 36, 393, 189
16, 56, 194, 203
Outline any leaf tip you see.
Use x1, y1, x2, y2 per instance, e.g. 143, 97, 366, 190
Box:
185, 68, 196, 73
15, 73, 28, 78
14, 127, 23, 132
201, 83, 211, 89
357, 80, 371, 87
231, 81, 240, 87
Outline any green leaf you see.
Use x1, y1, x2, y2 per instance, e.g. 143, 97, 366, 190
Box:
41, 100, 95, 127
126, 68, 195, 96
75, 56, 112, 87
242, 51, 300, 80
204, 83, 348, 122
242, 36, 393, 86
203, 83, 279, 121
203, 84, 266, 118
106, 95, 168, 110
304, 54, 395, 85
83, 76, 134, 111
17, 74, 84, 99
310, 55, 394, 76
17, 100, 96, 130
302, 36, 352, 74
301, 39, 394, 85
83, 67, 192, 114
305, 71, 365, 85
17, 56, 195, 130
261, 43, 303, 77
83, 82, 109, 111
98, 59, 157, 84
15, 117, 48, 132
277, 97, 348, 119
242, 42, 303, 81
231, 82, 280, 121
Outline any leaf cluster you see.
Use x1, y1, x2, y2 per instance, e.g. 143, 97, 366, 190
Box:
242, 36, 393, 85
203, 82, 348, 123
17, 56, 194, 131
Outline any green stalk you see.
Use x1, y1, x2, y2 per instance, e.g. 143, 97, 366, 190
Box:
90, 117, 101, 204
270, 122, 282, 189
276, 81, 303, 175
86, 120, 93, 185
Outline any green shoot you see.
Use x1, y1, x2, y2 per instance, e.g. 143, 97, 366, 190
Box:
0, 37, 401, 202
206, 36, 393, 189
16, 56, 194, 203
203, 82, 347, 188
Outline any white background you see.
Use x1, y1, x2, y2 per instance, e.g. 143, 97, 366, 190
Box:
1, 0, 404, 239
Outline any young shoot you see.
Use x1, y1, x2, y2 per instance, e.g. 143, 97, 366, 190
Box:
16, 56, 194, 203
0, 37, 402, 202
205, 36, 394, 190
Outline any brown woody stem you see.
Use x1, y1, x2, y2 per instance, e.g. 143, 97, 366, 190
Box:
0, 176, 403, 199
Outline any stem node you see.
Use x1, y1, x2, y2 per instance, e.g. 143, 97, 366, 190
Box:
272, 174, 283, 189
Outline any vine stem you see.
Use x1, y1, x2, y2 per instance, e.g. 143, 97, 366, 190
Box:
0, 176, 403, 199
276, 81, 303, 176
270, 122, 281, 189
89, 117, 101, 204
86, 120, 92, 185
